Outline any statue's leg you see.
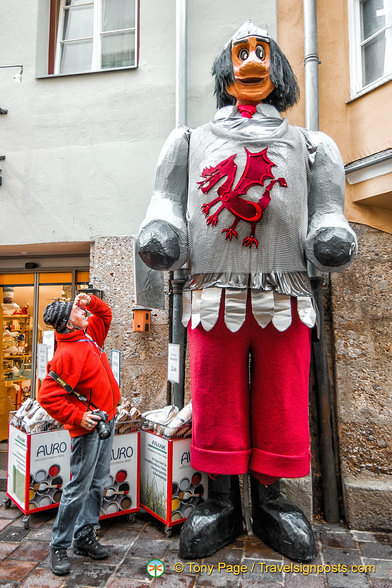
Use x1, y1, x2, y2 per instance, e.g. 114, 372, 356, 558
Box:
179, 293, 251, 559
250, 477, 317, 562
179, 474, 243, 559
248, 297, 317, 562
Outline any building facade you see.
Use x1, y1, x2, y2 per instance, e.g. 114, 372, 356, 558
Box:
0, 0, 390, 529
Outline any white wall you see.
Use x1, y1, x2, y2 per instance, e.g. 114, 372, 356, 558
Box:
0, 0, 276, 248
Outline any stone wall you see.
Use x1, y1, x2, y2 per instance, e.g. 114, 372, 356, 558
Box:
331, 223, 392, 530
90, 236, 170, 412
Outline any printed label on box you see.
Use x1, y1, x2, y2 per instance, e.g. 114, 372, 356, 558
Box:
171, 439, 208, 522
140, 431, 169, 520
7, 425, 71, 511
101, 432, 139, 515
7, 425, 28, 508
29, 429, 71, 510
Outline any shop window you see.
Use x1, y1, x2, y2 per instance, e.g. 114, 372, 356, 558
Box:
348, 0, 392, 97
0, 271, 89, 441
48, 0, 139, 75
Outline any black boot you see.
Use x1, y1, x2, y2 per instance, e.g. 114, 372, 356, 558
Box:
51, 547, 71, 575
251, 478, 317, 562
179, 475, 243, 559
73, 528, 110, 560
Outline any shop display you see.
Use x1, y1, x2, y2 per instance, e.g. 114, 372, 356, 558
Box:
1, 308, 32, 411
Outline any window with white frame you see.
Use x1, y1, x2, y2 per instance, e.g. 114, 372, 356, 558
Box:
52, 0, 138, 75
349, 0, 392, 97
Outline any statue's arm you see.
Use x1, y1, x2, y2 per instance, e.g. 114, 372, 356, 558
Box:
137, 126, 191, 271
303, 130, 358, 272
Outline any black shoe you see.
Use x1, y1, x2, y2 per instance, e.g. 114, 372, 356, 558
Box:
51, 547, 71, 575
179, 475, 243, 559
251, 477, 317, 562
73, 529, 110, 560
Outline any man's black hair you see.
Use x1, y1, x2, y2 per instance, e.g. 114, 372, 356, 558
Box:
212, 39, 299, 112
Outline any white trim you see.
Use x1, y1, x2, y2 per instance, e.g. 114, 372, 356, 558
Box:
346, 158, 392, 184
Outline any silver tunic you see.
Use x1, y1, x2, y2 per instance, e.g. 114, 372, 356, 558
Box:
139, 104, 357, 332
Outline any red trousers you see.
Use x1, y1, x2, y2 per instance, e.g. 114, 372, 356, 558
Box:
188, 294, 312, 479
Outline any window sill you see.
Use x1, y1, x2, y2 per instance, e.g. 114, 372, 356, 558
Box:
347, 73, 392, 103
36, 64, 138, 80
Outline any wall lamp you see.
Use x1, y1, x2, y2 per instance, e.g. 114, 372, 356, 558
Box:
0, 64, 23, 114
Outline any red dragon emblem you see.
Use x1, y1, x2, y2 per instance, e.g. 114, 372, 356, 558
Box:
198, 147, 287, 248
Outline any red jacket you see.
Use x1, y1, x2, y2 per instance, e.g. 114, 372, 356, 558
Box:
38, 295, 121, 438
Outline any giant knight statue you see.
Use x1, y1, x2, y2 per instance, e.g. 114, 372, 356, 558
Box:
137, 21, 357, 562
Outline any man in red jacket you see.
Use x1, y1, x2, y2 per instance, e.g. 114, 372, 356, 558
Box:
38, 293, 121, 576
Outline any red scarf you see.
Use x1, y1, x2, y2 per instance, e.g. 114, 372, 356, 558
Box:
237, 104, 257, 119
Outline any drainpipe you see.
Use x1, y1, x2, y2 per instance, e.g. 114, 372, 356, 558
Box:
303, 0, 340, 523
170, 0, 188, 410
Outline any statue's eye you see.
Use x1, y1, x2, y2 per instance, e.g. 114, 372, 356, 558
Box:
256, 45, 265, 60
239, 49, 249, 60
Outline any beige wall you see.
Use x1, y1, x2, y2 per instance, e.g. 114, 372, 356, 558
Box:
279, 0, 392, 235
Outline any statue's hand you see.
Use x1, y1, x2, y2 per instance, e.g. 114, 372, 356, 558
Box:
313, 227, 356, 268
138, 222, 180, 270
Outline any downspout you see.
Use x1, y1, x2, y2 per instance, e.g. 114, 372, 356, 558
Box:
303, 0, 340, 523
170, 0, 188, 409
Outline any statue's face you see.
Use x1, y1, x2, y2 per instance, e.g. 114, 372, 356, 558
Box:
227, 36, 274, 105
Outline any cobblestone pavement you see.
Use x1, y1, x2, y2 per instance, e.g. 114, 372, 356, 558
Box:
0, 491, 391, 587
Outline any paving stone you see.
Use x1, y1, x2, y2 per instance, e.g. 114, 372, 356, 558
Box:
0, 520, 12, 531
351, 531, 380, 542
64, 562, 116, 587
115, 557, 155, 581
101, 524, 141, 545
162, 550, 195, 574
362, 558, 392, 580
372, 581, 392, 587
285, 574, 325, 587
320, 532, 357, 550
0, 560, 38, 582
322, 547, 370, 588
244, 539, 284, 561
359, 542, 392, 559
12, 510, 54, 529
125, 538, 170, 560
107, 580, 151, 588
196, 567, 243, 587
97, 544, 130, 565
284, 550, 323, 567
0, 526, 30, 542
322, 547, 362, 567
373, 535, 392, 546
153, 573, 197, 587
0, 542, 18, 560
324, 567, 371, 588
9, 541, 49, 562
138, 523, 169, 540
0, 581, 19, 588
203, 545, 244, 565
19, 566, 65, 587
25, 526, 54, 542
0, 508, 23, 520
241, 559, 284, 584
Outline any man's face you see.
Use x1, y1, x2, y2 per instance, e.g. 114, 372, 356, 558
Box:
68, 303, 88, 330
226, 36, 274, 105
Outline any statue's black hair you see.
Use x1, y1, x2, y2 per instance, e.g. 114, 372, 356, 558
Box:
212, 39, 299, 112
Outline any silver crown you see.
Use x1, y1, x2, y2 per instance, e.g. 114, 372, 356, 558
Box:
225, 20, 270, 48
